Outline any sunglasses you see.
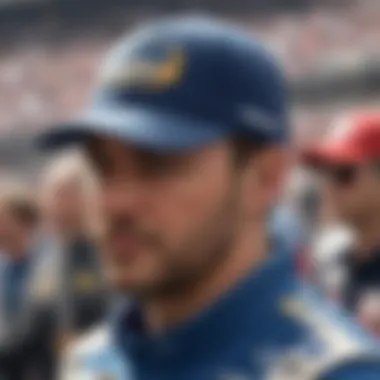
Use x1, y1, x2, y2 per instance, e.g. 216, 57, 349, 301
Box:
322, 165, 359, 186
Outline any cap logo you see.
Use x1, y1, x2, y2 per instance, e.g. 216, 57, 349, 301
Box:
238, 105, 276, 132
102, 45, 185, 91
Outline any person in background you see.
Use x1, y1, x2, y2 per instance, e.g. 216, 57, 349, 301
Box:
278, 166, 355, 296
271, 167, 320, 254
302, 112, 380, 333
39, 150, 99, 246
307, 182, 355, 301
0, 182, 38, 338
0, 181, 41, 379
33, 150, 108, 346
0, 155, 107, 379
356, 290, 380, 338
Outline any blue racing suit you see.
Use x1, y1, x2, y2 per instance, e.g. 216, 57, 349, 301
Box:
61, 252, 380, 380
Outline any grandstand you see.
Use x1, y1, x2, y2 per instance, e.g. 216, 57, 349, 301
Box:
0, 0, 379, 176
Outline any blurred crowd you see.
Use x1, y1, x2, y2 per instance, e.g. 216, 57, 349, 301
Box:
0, 152, 108, 378
251, 0, 380, 77
0, 0, 380, 134
275, 112, 380, 338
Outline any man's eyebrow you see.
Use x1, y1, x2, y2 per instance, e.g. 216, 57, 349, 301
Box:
136, 149, 190, 162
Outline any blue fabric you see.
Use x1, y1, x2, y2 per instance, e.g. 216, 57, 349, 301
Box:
321, 362, 380, 380
107, 253, 380, 380
39, 16, 289, 151
3, 257, 29, 319
65, 252, 380, 378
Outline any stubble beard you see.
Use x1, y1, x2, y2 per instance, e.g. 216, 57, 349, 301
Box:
118, 182, 242, 302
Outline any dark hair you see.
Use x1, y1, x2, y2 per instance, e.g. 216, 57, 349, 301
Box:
231, 137, 266, 167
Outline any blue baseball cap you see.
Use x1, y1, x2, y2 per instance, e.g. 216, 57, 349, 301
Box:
39, 17, 289, 152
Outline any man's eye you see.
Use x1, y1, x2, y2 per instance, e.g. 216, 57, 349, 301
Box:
145, 164, 175, 176
142, 161, 182, 177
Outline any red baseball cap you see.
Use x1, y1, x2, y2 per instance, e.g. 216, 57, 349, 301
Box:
301, 112, 380, 167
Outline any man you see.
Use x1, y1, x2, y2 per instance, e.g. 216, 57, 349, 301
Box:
40, 17, 380, 380
311, 222, 354, 301
35, 151, 107, 337
271, 168, 320, 254
39, 151, 99, 243
0, 183, 38, 341
0, 182, 43, 379
302, 112, 380, 326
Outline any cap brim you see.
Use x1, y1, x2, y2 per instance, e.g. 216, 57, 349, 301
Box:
39, 105, 232, 153
301, 144, 364, 167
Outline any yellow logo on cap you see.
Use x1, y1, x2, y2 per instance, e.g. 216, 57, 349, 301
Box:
103, 46, 185, 91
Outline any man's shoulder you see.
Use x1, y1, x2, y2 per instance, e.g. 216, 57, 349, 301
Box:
274, 283, 380, 379
285, 282, 378, 349
320, 361, 380, 380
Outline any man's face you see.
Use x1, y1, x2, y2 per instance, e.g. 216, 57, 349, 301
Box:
321, 163, 380, 225
0, 207, 31, 257
85, 137, 272, 298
